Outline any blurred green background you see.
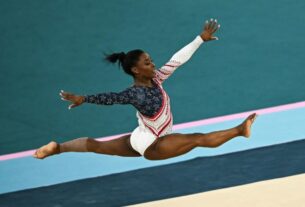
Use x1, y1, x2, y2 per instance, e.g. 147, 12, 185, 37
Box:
1, 0, 305, 155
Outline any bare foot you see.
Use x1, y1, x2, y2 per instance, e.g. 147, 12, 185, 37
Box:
33, 141, 60, 159
238, 113, 258, 138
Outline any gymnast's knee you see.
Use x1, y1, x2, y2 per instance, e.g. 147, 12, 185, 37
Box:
143, 147, 161, 160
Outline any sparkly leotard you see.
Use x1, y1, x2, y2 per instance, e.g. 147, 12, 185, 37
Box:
84, 80, 162, 117
84, 36, 204, 137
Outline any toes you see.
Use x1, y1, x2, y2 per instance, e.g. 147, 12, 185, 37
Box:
248, 113, 258, 122
250, 113, 256, 118
34, 150, 41, 158
33, 151, 40, 159
34, 149, 45, 159
251, 114, 258, 122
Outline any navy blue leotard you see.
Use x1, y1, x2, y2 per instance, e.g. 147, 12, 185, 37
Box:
84, 80, 163, 117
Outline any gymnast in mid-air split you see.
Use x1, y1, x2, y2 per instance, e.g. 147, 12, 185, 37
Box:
34, 19, 257, 160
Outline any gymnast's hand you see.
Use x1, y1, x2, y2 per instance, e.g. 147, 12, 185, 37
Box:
200, 18, 220, 41
59, 90, 85, 110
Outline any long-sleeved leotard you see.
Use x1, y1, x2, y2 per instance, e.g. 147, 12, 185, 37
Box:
84, 84, 163, 117
84, 36, 204, 118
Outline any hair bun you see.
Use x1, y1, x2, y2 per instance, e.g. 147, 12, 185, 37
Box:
104, 49, 144, 77
105, 52, 126, 65
118, 52, 126, 62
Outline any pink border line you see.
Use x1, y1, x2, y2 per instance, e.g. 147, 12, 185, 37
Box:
1, 101, 305, 162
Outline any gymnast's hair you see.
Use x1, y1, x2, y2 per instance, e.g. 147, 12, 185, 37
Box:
105, 50, 144, 77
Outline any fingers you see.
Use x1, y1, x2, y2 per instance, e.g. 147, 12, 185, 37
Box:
204, 20, 209, 31
201, 18, 221, 42
206, 18, 215, 30
59, 90, 66, 100
211, 21, 220, 33
205, 18, 221, 33
59, 90, 72, 101
60, 89, 77, 110
210, 18, 217, 30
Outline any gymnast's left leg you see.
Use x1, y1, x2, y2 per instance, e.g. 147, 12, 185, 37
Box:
144, 113, 257, 160
33, 134, 141, 159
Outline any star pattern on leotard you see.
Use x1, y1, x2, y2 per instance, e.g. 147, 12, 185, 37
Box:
84, 84, 163, 117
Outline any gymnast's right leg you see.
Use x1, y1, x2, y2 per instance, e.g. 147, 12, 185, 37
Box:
33, 134, 141, 159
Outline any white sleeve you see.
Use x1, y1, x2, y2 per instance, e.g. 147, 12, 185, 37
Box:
154, 36, 204, 83
170, 35, 204, 64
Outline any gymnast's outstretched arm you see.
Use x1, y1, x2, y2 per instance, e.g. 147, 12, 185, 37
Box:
154, 18, 220, 83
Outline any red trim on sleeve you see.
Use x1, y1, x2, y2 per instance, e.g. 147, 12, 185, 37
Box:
159, 69, 171, 75
164, 64, 176, 68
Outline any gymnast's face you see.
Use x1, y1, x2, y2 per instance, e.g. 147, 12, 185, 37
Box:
132, 52, 156, 79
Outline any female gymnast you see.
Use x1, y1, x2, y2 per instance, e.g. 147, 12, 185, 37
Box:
34, 19, 257, 160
